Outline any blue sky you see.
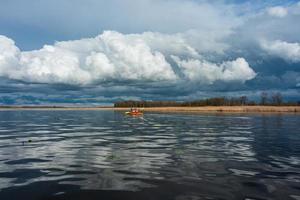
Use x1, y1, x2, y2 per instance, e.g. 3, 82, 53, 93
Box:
0, 0, 299, 105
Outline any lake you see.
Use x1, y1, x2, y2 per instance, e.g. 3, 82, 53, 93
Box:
0, 110, 299, 200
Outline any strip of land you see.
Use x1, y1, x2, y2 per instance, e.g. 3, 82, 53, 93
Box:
0, 106, 299, 113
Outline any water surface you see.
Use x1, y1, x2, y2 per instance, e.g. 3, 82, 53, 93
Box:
0, 110, 299, 200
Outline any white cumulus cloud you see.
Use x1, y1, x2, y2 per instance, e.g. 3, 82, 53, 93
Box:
172, 56, 256, 84
267, 6, 288, 18
0, 36, 20, 77
261, 40, 300, 62
0, 31, 177, 84
0, 31, 256, 86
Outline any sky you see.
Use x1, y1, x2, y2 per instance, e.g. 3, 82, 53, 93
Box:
0, 0, 300, 105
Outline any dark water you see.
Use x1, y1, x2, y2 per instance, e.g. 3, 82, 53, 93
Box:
0, 111, 300, 200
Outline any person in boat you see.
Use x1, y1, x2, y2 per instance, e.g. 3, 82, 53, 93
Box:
130, 107, 141, 113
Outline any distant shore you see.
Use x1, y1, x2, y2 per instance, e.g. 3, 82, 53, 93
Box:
0, 106, 299, 113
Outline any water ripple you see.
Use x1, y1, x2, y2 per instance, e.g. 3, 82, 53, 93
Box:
0, 111, 299, 200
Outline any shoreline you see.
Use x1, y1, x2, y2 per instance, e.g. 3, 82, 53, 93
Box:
0, 106, 299, 113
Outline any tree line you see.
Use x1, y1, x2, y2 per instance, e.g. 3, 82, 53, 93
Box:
114, 92, 300, 107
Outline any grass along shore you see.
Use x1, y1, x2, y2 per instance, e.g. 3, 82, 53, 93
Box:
0, 106, 299, 113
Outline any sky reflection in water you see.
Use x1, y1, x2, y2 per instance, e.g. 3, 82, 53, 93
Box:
0, 111, 299, 200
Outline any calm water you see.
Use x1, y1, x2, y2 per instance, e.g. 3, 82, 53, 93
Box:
0, 111, 299, 200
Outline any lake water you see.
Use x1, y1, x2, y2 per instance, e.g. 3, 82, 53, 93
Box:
0, 110, 299, 200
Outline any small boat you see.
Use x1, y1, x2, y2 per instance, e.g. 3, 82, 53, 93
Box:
125, 108, 143, 116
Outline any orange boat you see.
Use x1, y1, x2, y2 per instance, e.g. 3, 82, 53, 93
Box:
125, 108, 143, 116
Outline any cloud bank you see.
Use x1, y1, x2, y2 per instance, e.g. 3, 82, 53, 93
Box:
0, 0, 300, 104
0, 31, 256, 86
0, 0, 240, 50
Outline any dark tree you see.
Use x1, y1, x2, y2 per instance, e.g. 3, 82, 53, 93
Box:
239, 96, 248, 106
113, 94, 291, 107
271, 92, 283, 106
260, 92, 269, 105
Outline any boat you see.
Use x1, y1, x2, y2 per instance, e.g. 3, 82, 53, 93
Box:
125, 108, 143, 116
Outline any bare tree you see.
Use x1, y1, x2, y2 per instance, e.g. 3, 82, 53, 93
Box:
260, 92, 268, 105
272, 92, 283, 106
240, 96, 248, 106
